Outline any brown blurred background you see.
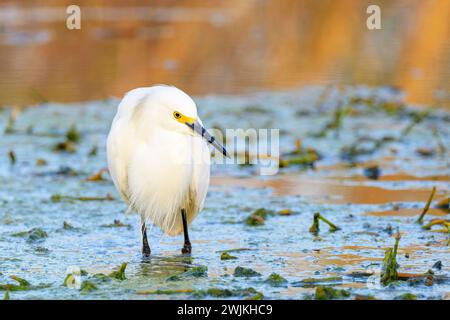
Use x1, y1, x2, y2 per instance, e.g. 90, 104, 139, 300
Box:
0, 0, 449, 107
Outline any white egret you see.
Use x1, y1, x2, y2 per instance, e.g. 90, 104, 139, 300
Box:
107, 85, 227, 256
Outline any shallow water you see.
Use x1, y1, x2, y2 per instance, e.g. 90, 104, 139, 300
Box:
0, 85, 449, 299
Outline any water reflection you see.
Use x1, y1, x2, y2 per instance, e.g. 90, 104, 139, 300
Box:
0, 0, 448, 107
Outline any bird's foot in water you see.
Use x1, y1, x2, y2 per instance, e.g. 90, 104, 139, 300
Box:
181, 242, 192, 254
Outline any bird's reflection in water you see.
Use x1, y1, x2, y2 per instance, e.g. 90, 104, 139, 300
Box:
137, 254, 194, 280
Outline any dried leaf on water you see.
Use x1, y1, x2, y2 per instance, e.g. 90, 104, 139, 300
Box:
86, 168, 108, 182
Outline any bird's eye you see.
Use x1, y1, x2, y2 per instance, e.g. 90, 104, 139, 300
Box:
173, 111, 181, 119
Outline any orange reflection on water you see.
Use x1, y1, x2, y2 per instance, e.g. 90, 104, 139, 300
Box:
212, 175, 446, 205
0, 0, 449, 107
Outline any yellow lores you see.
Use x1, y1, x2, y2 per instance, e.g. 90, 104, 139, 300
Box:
173, 111, 196, 126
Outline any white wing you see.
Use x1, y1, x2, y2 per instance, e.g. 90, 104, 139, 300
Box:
107, 88, 149, 203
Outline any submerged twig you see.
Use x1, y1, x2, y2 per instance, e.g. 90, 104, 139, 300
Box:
416, 187, 437, 224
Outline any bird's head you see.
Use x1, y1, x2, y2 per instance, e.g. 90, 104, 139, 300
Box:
137, 85, 228, 157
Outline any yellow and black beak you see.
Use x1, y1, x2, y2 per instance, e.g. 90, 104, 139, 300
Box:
184, 118, 229, 158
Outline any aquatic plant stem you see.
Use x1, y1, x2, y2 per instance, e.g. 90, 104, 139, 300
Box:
381, 232, 401, 285
318, 214, 341, 231
416, 187, 436, 224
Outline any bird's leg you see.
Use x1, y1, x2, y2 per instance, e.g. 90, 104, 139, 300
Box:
141, 222, 151, 257
181, 208, 192, 254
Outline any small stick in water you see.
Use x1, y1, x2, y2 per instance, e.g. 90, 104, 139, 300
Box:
318, 214, 341, 232
309, 213, 341, 235
416, 187, 437, 224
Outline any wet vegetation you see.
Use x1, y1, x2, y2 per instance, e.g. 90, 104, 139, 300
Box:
0, 85, 449, 299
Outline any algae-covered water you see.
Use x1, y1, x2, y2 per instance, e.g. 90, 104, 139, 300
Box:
0, 85, 449, 300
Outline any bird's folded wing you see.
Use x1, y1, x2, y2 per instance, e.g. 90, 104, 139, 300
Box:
107, 119, 132, 204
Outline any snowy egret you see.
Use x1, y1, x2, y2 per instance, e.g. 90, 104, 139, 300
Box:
107, 85, 227, 256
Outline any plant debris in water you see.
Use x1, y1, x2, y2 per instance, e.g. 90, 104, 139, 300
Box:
363, 165, 381, 180
381, 232, 401, 286
108, 263, 127, 280
12, 228, 48, 243
194, 287, 262, 299
63, 221, 75, 230
86, 168, 108, 182
265, 273, 288, 287
52, 125, 81, 153
101, 219, 131, 228
416, 186, 437, 224
1, 275, 50, 292
80, 281, 98, 293
395, 293, 417, 300
314, 286, 351, 300
8, 150, 16, 165
167, 265, 208, 281
51, 193, 114, 202
220, 252, 237, 260
244, 208, 274, 226
309, 213, 341, 235
279, 139, 319, 169
292, 276, 343, 287
233, 266, 261, 277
